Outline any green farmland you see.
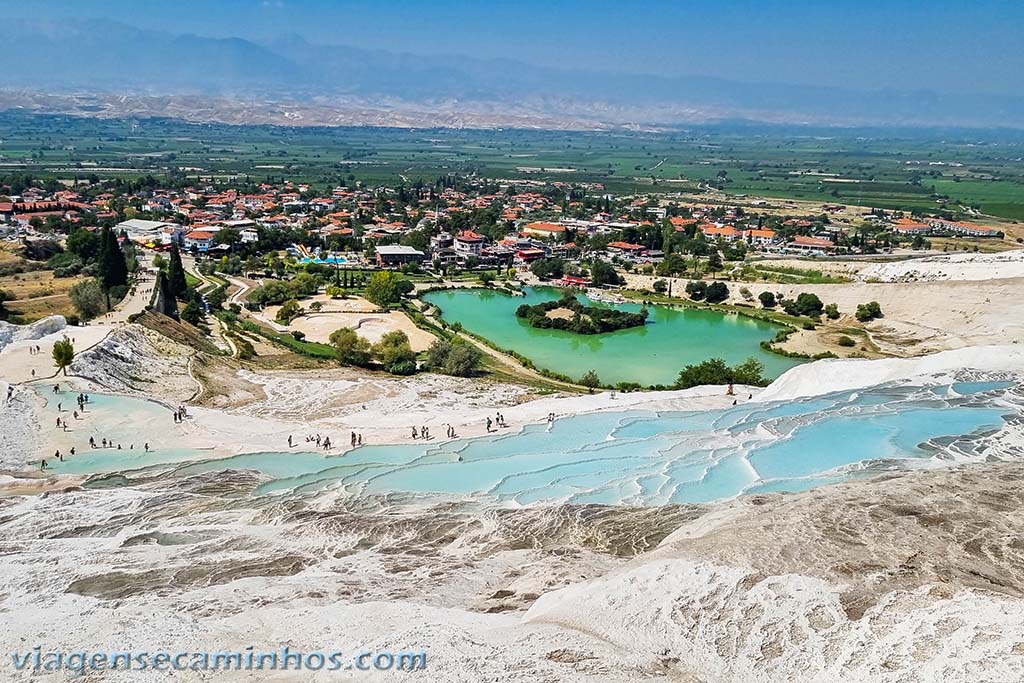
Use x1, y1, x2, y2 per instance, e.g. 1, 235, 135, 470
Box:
1, 113, 1023, 220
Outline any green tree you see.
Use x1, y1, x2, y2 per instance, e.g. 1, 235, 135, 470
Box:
372, 330, 417, 374
66, 228, 101, 261
590, 260, 622, 286
167, 242, 188, 300
424, 338, 482, 377
180, 299, 203, 326
52, 336, 74, 375
705, 281, 729, 303
675, 357, 767, 390
685, 280, 707, 300
206, 286, 227, 311
156, 271, 179, 319
530, 258, 565, 280
824, 303, 840, 320
68, 279, 108, 320
98, 226, 128, 291
578, 369, 601, 388
706, 251, 723, 278
329, 327, 372, 367
793, 292, 824, 317
758, 291, 776, 308
364, 271, 407, 308
276, 299, 303, 324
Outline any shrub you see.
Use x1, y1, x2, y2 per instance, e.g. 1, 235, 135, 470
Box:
739, 286, 753, 301
837, 335, 856, 347
578, 370, 601, 388
824, 303, 840, 320
291, 330, 306, 341
652, 279, 668, 294
758, 291, 776, 308
855, 301, 883, 322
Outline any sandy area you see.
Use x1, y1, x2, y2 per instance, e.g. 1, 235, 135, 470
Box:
260, 295, 435, 350
626, 260, 1024, 357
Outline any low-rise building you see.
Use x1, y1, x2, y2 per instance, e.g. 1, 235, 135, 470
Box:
786, 235, 835, 255
375, 245, 425, 267
606, 241, 647, 256
184, 230, 215, 252
522, 221, 566, 239
454, 230, 485, 257
117, 218, 183, 245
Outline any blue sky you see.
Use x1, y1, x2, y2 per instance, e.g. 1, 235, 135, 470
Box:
13, 0, 1024, 95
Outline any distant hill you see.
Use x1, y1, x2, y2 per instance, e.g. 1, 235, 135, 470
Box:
2, 19, 1022, 129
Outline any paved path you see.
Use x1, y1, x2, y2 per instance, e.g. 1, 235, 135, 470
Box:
1, 253, 158, 384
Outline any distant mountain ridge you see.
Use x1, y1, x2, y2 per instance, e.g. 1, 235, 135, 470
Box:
3, 18, 1022, 129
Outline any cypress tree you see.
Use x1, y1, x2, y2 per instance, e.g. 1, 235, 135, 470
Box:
98, 226, 128, 290
157, 271, 179, 319
167, 242, 188, 300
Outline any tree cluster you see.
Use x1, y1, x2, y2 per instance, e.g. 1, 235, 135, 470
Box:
674, 357, 768, 390
515, 295, 647, 335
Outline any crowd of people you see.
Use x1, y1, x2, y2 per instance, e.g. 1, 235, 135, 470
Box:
38, 384, 154, 471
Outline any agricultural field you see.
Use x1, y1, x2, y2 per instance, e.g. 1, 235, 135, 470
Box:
1, 113, 1023, 221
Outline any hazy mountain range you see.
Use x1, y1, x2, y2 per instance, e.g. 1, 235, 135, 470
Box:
3, 18, 1022, 130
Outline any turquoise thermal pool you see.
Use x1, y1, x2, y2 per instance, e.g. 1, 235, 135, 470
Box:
43, 380, 1019, 506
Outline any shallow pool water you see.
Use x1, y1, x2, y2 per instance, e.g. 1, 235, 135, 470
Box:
45, 379, 1020, 506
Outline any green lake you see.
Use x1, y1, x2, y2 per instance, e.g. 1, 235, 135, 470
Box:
422, 286, 804, 386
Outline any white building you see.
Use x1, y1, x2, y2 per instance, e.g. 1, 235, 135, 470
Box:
117, 218, 183, 245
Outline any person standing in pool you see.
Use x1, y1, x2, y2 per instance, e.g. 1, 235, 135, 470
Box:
40, 459, 47, 471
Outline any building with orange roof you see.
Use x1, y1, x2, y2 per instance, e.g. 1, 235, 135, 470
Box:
184, 230, 215, 252
606, 241, 647, 254
742, 228, 777, 245
522, 221, 566, 238
700, 224, 741, 241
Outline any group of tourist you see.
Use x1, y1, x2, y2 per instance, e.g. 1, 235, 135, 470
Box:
303, 433, 333, 450
485, 412, 510, 433
38, 385, 151, 472
172, 405, 188, 423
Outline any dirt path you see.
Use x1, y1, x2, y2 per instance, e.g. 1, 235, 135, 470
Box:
454, 331, 583, 392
